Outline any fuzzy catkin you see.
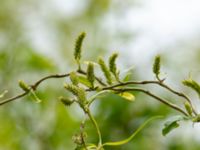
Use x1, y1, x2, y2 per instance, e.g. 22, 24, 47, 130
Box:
98, 57, 112, 85
18, 80, 30, 92
109, 53, 118, 76
87, 62, 95, 88
153, 55, 160, 76
74, 32, 86, 61
182, 79, 200, 97
70, 72, 79, 86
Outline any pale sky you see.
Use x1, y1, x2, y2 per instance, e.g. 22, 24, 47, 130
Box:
106, 0, 200, 66
28, 0, 200, 64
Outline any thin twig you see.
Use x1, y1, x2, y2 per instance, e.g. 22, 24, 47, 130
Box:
31, 73, 70, 90
103, 80, 197, 115
0, 73, 70, 106
0, 92, 28, 105
110, 87, 188, 116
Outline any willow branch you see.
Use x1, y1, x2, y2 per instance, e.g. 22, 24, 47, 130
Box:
103, 80, 197, 115
0, 73, 70, 106
31, 73, 70, 90
0, 91, 28, 106
109, 87, 188, 116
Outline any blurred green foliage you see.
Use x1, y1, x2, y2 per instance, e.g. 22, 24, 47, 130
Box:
0, 0, 200, 150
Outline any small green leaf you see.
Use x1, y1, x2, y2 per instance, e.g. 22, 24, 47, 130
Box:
192, 114, 200, 122
122, 73, 132, 82
78, 76, 92, 88
30, 90, 42, 103
121, 66, 134, 82
102, 116, 162, 147
162, 116, 185, 136
119, 92, 135, 101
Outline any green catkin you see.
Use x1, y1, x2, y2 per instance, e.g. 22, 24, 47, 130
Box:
182, 79, 200, 97
64, 84, 86, 105
153, 55, 161, 77
98, 57, 112, 85
87, 62, 95, 88
184, 101, 193, 116
70, 72, 79, 86
74, 32, 86, 61
64, 83, 79, 96
109, 53, 119, 80
59, 96, 74, 106
18, 80, 30, 92
77, 87, 87, 105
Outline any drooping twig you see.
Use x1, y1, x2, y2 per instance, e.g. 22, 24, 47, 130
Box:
110, 87, 188, 116
103, 80, 197, 115
0, 73, 70, 105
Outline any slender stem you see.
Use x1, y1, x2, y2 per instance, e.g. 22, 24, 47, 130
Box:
87, 109, 102, 147
31, 73, 70, 90
111, 87, 188, 116
103, 80, 197, 115
80, 119, 88, 150
0, 73, 70, 106
0, 91, 29, 105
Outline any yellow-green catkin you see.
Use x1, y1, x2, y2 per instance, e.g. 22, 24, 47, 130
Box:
59, 96, 74, 106
87, 62, 95, 88
70, 72, 79, 86
109, 53, 119, 80
64, 83, 79, 96
182, 79, 200, 97
184, 101, 193, 116
64, 84, 86, 105
98, 57, 112, 85
74, 32, 86, 61
18, 80, 30, 92
153, 55, 160, 77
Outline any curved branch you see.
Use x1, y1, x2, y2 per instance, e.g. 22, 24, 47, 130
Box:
0, 73, 70, 106
0, 92, 28, 106
103, 80, 197, 115
87, 110, 102, 147
31, 73, 70, 90
110, 87, 188, 116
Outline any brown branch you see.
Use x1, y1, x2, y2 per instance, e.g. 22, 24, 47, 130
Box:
107, 87, 188, 116
103, 80, 197, 115
0, 73, 70, 106
31, 73, 70, 90
0, 91, 29, 106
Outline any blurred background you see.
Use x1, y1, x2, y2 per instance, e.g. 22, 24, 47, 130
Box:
0, 0, 200, 149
